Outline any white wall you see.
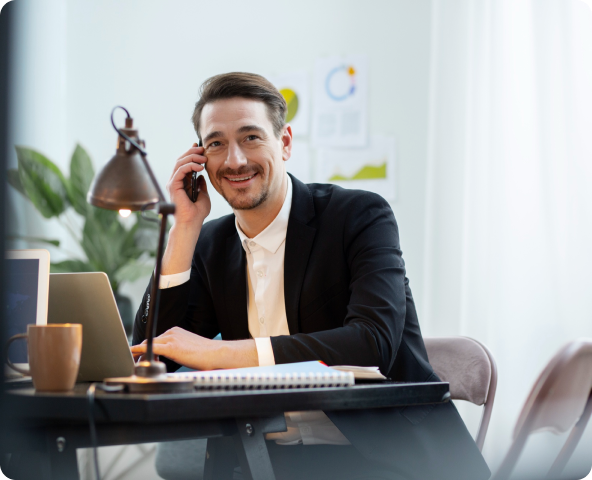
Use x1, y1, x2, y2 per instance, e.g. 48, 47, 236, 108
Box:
9, 0, 433, 308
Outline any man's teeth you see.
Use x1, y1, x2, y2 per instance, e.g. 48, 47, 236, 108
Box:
228, 175, 254, 182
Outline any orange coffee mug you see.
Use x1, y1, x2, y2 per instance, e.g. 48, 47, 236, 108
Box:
5, 324, 82, 392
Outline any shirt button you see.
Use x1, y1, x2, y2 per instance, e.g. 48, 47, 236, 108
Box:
259, 317, 265, 324
249, 241, 256, 247
257, 270, 264, 278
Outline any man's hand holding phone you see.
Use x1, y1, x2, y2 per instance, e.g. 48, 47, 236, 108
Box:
167, 142, 210, 226
161, 143, 211, 276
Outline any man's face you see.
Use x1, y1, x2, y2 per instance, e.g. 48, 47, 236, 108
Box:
200, 98, 291, 210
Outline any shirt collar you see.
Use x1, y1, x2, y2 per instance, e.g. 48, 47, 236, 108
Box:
235, 174, 293, 254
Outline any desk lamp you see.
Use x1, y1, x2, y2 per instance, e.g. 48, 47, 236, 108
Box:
87, 106, 194, 393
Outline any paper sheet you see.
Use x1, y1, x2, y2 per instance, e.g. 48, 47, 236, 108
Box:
312, 55, 368, 147
270, 71, 310, 136
318, 135, 397, 201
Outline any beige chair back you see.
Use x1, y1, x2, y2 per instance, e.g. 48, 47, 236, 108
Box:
513, 339, 592, 437
493, 338, 592, 480
424, 336, 498, 451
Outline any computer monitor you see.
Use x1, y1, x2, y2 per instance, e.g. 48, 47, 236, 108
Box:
4, 250, 50, 368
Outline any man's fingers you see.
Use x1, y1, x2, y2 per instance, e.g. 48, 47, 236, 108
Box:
176, 146, 206, 162
167, 163, 206, 194
132, 340, 171, 358
171, 162, 206, 184
171, 156, 207, 178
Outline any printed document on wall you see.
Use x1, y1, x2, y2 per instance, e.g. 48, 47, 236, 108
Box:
269, 71, 310, 136
312, 55, 368, 147
318, 135, 396, 201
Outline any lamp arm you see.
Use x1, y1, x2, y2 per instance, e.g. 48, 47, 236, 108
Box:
139, 153, 166, 203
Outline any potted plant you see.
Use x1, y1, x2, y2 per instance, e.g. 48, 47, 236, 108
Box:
7, 144, 162, 336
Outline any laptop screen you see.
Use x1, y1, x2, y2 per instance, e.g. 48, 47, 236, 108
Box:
5, 258, 39, 363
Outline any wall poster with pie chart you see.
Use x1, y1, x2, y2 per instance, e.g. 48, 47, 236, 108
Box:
312, 55, 368, 148
318, 135, 396, 201
269, 71, 310, 136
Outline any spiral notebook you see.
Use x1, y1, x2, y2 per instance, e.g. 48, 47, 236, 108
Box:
168, 361, 355, 390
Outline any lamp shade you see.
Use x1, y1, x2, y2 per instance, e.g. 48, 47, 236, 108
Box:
87, 129, 160, 211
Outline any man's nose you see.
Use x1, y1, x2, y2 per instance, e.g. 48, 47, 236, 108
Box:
225, 142, 248, 169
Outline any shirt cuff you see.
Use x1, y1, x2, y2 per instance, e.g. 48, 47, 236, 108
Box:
158, 268, 191, 289
254, 337, 276, 366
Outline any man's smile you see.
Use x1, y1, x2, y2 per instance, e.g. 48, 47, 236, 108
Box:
221, 170, 261, 189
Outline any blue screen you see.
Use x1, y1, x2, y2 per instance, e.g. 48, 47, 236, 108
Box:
5, 258, 39, 363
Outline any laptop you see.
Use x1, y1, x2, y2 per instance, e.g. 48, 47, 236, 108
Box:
5, 249, 50, 375
48, 272, 135, 381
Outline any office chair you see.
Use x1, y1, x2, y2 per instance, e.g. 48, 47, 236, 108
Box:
424, 336, 498, 451
492, 338, 592, 480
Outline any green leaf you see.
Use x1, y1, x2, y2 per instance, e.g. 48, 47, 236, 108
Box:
90, 205, 119, 229
51, 259, 93, 273
120, 220, 143, 261
7, 169, 27, 196
67, 144, 95, 216
15, 146, 70, 218
81, 207, 128, 279
133, 212, 172, 255
114, 256, 154, 285
6, 235, 60, 247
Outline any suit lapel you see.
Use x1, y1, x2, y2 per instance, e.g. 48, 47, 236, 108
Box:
284, 175, 316, 335
224, 232, 250, 340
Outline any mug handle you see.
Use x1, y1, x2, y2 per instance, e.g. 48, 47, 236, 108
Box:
5, 333, 31, 376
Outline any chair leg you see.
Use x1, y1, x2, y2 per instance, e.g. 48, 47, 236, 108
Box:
546, 393, 592, 479
491, 432, 529, 480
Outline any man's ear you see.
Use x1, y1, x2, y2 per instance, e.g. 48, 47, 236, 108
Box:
281, 124, 293, 162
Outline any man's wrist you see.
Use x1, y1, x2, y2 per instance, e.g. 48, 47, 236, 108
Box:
214, 339, 258, 369
169, 222, 202, 246
161, 223, 202, 275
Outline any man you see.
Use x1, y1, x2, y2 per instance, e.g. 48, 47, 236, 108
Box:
132, 72, 490, 480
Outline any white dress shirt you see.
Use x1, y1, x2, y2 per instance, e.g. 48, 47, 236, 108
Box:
159, 175, 349, 445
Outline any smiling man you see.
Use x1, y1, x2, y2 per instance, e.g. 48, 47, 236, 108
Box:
132, 72, 489, 480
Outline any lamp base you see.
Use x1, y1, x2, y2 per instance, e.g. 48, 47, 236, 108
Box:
104, 359, 194, 393
104, 375, 194, 393
134, 359, 167, 377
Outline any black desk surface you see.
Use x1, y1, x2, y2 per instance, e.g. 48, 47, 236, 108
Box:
2, 381, 451, 480
5, 381, 450, 424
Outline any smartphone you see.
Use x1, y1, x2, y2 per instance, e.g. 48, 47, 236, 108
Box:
183, 139, 202, 202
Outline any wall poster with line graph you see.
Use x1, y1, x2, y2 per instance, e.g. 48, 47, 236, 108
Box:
318, 135, 396, 201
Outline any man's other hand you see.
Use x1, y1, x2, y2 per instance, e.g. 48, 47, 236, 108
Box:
130, 327, 259, 371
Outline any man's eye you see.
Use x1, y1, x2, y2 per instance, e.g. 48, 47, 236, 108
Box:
246, 135, 258, 141
209, 141, 221, 148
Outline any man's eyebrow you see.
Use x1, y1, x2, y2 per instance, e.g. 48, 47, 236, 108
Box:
202, 131, 224, 145
236, 125, 267, 136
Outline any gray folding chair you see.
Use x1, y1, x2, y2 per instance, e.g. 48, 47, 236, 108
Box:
492, 338, 592, 480
424, 336, 498, 451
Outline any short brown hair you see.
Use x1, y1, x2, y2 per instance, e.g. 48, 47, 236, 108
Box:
191, 72, 287, 141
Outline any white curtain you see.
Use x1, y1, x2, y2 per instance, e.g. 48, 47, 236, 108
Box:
423, 0, 592, 475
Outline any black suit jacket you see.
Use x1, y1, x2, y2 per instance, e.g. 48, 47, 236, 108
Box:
133, 175, 490, 480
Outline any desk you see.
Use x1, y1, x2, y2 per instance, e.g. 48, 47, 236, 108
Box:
2, 381, 449, 480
